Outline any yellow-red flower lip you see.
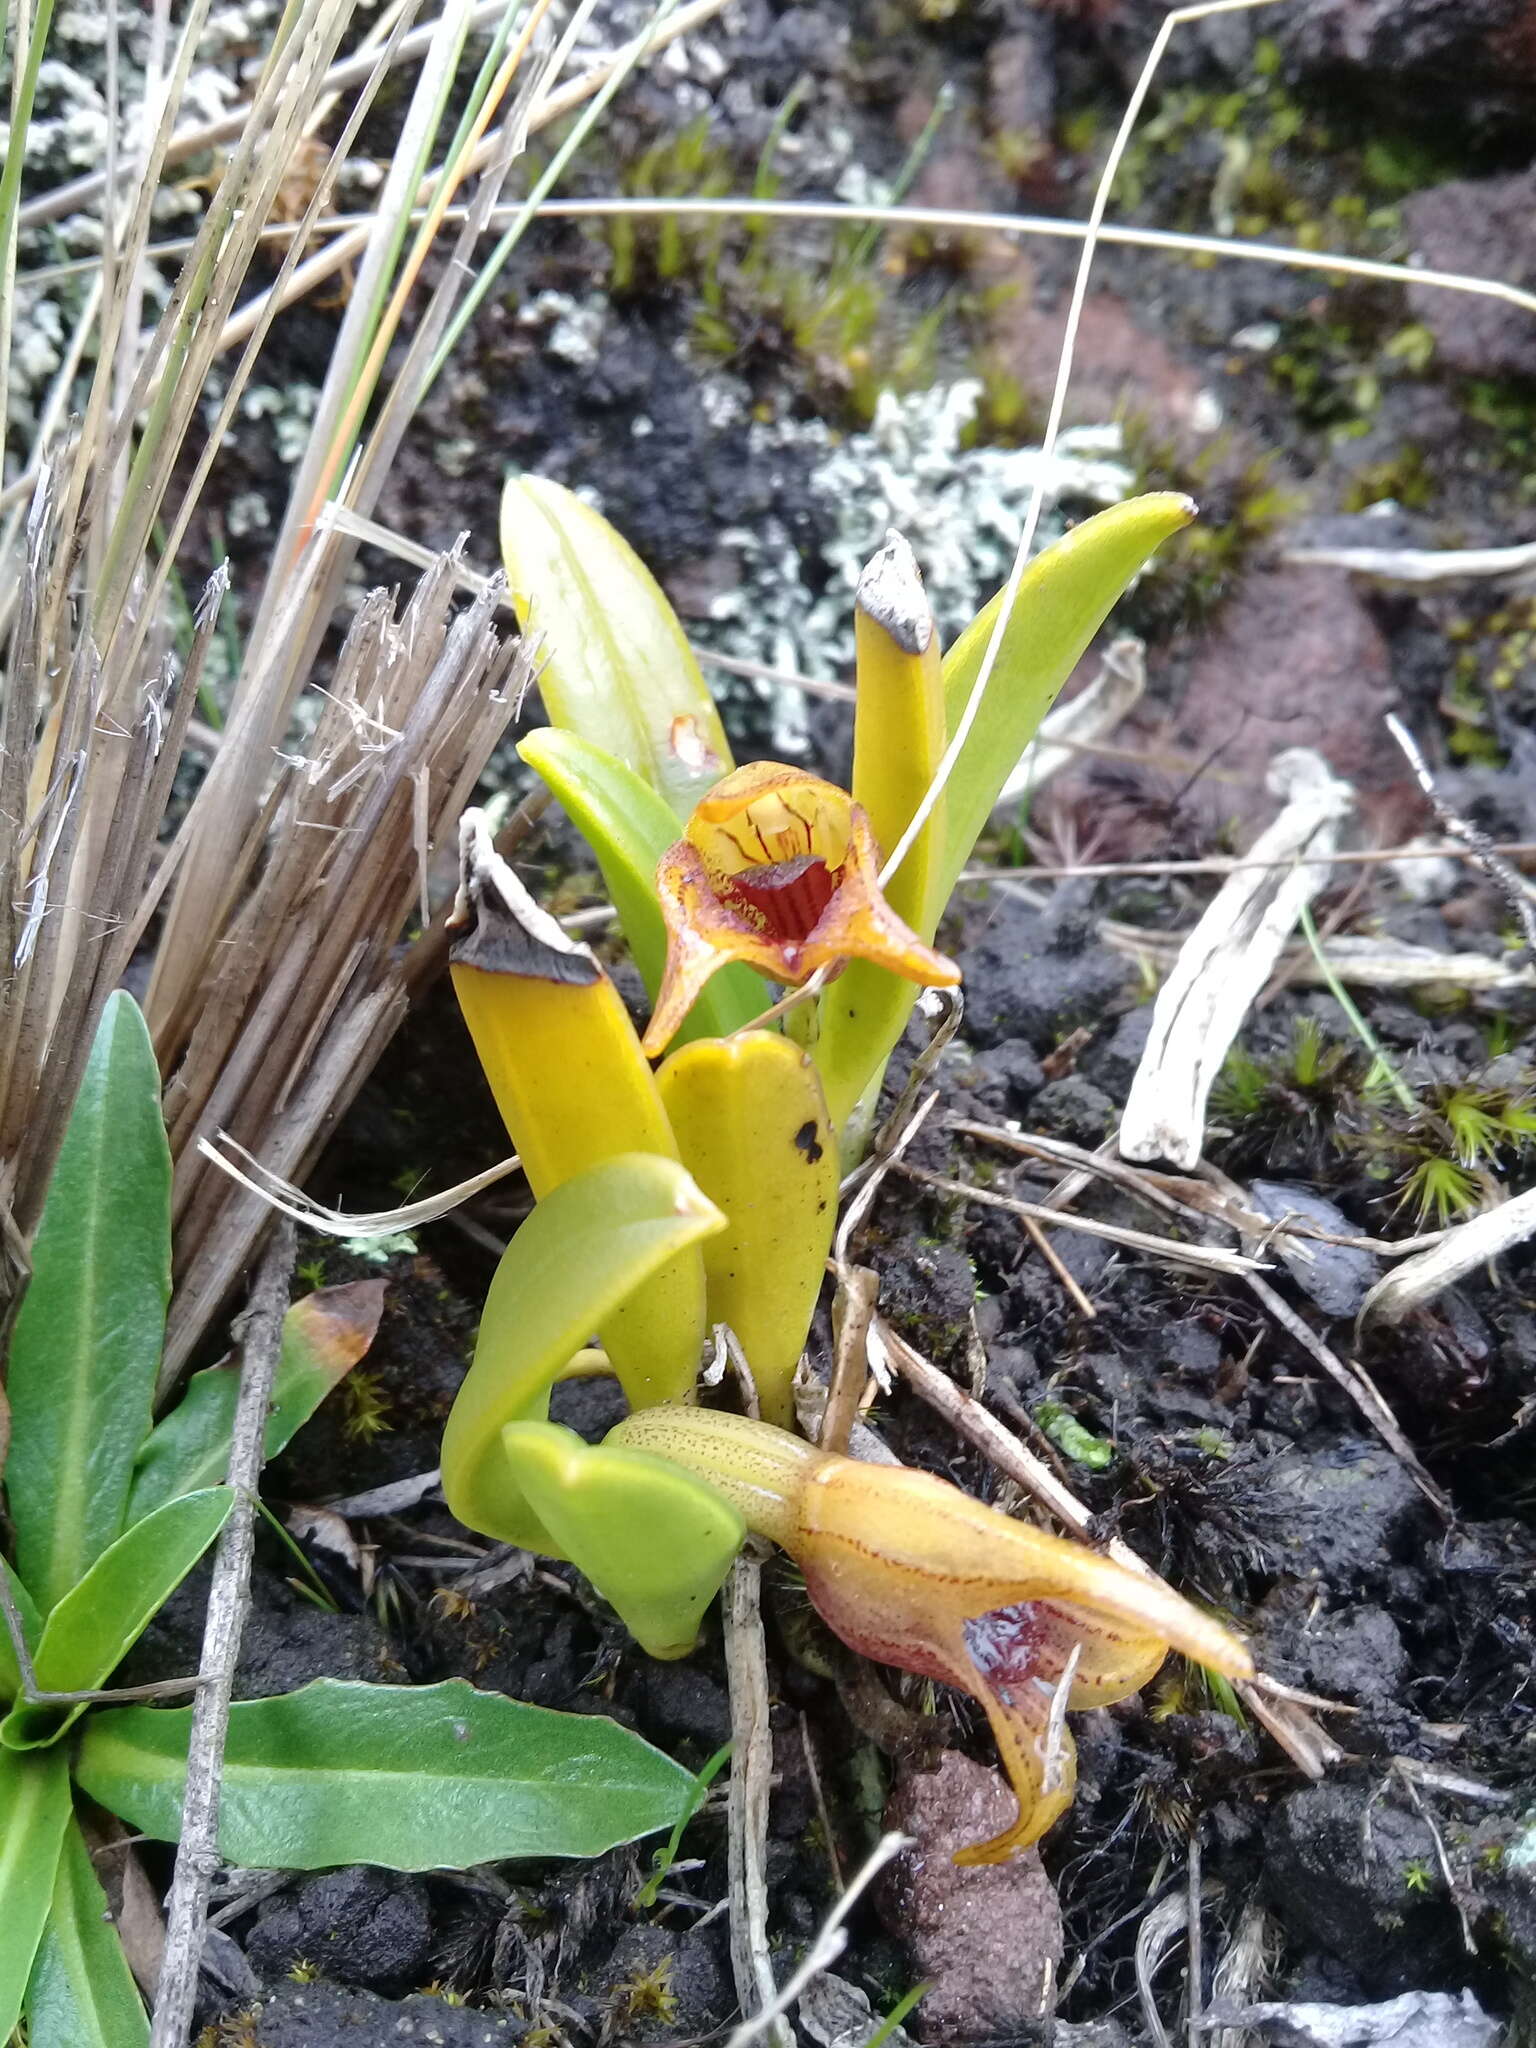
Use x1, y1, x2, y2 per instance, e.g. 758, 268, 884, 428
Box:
642, 762, 958, 1056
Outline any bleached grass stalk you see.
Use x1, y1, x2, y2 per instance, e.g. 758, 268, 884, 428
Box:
196, 1133, 522, 1238
0, 0, 62, 500
33, 192, 1536, 328
115, 2, 424, 738
146, 0, 492, 1044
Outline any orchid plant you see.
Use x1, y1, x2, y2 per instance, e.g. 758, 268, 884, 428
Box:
439, 477, 1252, 1861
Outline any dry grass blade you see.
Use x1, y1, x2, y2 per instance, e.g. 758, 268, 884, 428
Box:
1244, 1270, 1450, 1518
1386, 714, 1536, 963
159, 550, 530, 1390
1358, 1184, 1536, 1329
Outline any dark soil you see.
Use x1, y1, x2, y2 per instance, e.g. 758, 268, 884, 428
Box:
147, 3, 1536, 2042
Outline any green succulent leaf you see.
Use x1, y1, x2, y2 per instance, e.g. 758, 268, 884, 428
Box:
24, 1820, 148, 2048
500, 474, 732, 818
0, 1745, 72, 2039
500, 1421, 744, 1661
7, 991, 173, 1615
440, 1153, 742, 1655
76, 1677, 696, 1870
517, 725, 766, 1041
1, 1489, 233, 1750
128, 1281, 385, 1522
937, 494, 1195, 901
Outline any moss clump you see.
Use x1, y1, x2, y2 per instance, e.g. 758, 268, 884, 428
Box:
1115, 416, 1300, 634
1213, 1019, 1536, 1224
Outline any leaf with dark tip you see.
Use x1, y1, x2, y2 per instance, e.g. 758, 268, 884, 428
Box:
128, 1281, 385, 1521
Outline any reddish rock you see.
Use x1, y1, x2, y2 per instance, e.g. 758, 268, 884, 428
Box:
879, 1753, 1063, 2043
1168, 565, 1396, 813
1404, 168, 1536, 380
1281, 0, 1536, 95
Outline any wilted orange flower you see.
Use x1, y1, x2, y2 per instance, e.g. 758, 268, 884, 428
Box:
641, 761, 958, 1055
611, 1408, 1254, 1862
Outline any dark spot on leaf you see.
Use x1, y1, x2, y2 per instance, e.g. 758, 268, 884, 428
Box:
794, 1119, 824, 1164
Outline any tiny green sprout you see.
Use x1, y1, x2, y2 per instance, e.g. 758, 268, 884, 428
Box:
635, 1740, 731, 1910
1403, 1859, 1434, 1895
1441, 1087, 1508, 1169
295, 1256, 328, 1291
286, 1958, 320, 1984
1035, 1400, 1115, 1470
1212, 1045, 1268, 1120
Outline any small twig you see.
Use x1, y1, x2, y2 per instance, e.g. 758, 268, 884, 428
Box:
1021, 1211, 1099, 1318
965, 839, 1536, 885
892, 1162, 1264, 1278
1359, 1183, 1536, 1328
722, 1554, 791, 2048
877, 1319, 1158, 1581
150, 1222, 295, 2048
820, 1264, 880, 1458
1186, 1829, 1204, 2048
1394, 1765, 1477, 1956
799, 1713, 844, 1896
1391, 1757, 1509, 1807
1387, 713, 1536, 963
724, 1831, 909, 2048
24, 1675, 209, 1706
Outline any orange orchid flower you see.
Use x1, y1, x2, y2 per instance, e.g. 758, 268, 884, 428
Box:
611, 1407, 1255, 1862
640, 761, 959, 1056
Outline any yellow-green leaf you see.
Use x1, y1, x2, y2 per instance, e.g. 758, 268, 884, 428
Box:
937, 493, 1194, 898
500, 475, 732, 818
438, 1155, 741, 1658
657, 1032, 838, 1429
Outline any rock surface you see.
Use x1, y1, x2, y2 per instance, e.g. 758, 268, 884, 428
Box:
879, 1752, 1063, 2042
1404, 169, 1536, 378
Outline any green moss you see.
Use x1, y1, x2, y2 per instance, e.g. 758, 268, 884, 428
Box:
1115, 416, 1301, 632
1341, 443, 1434, 514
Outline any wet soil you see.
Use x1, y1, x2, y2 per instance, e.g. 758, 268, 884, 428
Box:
156, 3, 1536, 2042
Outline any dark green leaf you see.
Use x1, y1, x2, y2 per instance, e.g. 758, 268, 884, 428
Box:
24, 1819, 148, 2048
129, 1281, 384, 1521
76, 1677, 695, 1871
0, 1745, 72, 2038
2, 1490, 233, 1750
7, 992, 172, 1614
